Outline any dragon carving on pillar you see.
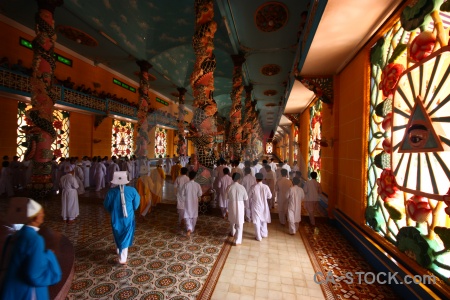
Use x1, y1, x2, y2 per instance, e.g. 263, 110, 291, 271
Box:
176, 87, 187, 156
135, 60, 152, 159
26, 0, 63, 198
188, 0, 218, 194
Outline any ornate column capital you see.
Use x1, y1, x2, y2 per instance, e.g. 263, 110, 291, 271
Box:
136, 60, 152, 73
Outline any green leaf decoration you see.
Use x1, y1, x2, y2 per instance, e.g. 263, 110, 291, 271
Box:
18, 102, 27, 111
113, 133, 117, 138
400, 0, 442, 31
370, 37, 387, 68
384, 201, 405, 220
397, 226, 440, 267
365, 206, 385, 232
441, 1, 450, 11
434, 226, 450, 249
374, 152, 391, 170
59, 130, 65, 134
388, 43, 408, 63
375, 98, 392, 117
62, 111, 70, 119
120, 121, 126, 126
112, 144, 117, 147
20, 142, 28, 147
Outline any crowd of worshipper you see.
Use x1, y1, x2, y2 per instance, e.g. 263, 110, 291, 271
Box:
0, 154, 323, 276
1, 56, 138, 109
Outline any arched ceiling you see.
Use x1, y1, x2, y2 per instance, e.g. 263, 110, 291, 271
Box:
0, 0, 403, 141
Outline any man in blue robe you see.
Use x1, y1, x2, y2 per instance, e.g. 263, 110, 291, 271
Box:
104, 171, 140, 265
1, 198, 62, 300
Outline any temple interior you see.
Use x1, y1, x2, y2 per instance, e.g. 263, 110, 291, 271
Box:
1, 0, 450, 299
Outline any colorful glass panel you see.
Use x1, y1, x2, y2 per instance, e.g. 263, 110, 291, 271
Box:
308, 100, 322, 180
112, 119, 134, 157
366, 9, 450, 282
154, 127, 167, 158
17, 102, 70, 159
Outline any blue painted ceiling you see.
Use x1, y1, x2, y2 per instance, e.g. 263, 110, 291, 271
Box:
0, 0, 324, 138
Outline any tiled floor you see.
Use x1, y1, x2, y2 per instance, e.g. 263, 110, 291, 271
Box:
211, 222, 325, 300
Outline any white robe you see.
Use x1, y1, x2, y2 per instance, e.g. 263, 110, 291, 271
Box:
174, 175, 190, 210
0, 167, 14, 197
287, 185, 304, 223
94, 162, 106, 191
60, 173, 79, 220
82, 160, 91, 187
218, 175, 233, 209
182, 180, 202, 218
276, 177, 293, 222
227, 182, 248, 224
249, 182, 272, 224
107, 162, 120, 183
75, 166, 85, 195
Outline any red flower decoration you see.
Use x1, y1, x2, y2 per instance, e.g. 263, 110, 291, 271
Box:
379, 63, 405, 97
382, 112, 392, 131
376, 169, 401, 202
114, 127, 120, 133
406, 195, 431, 222
126, 149, 131, 154
126, 129, 131, 135
382, 137, 392, 153
113, 148, 119, 154
410, 31, 436, 63
53, 149, 62, 158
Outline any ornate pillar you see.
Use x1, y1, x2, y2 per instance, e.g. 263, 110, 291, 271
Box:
242, 85, 253, 160
228, 54, 245, 160
189, 0, 218, 194
176, 87, 187, 156
135, 60, 153, 159
26, 0, 63, 198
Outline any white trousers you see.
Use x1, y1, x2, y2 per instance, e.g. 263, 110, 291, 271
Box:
288, 221, 299, 234
185, 217, 197, 232
177, 209, 184, 224
278, 207, 287, 225
304, 201, 318, 225
117, 247, 128, 264
253, 217, 268, 241
230, 223, 244, 245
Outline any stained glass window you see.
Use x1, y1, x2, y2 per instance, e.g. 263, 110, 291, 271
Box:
265, 141, 273, 154
294, 127, 298, 161
366, 9, 450, 282
112, 119, 134, 157
154, 127, 167, 158
308, 100, 322, 180
17, 102, 70, 159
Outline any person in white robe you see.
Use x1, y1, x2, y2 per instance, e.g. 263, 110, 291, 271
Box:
303, 171, 323, 226
94, 159, 106, 191
126, 157, 134, 182
275, 169, 293, 225
107, 157, 120, 184
269, 158, 277, 172
181, 170, 202, 236
81, 156, 91, 188
60, 164, 79, 223
264, 164, 276, 209
74, 163, 85, 195
275, 162, 283, 180
90, 157, 97, 187
282, 160, 291, 177
213, 159, 226, 204
227, 173, 248, 245
249, 173, 272, 241
287, 177, 305, 234
253, 160, 262, 173
174, 167, 189, 226
217, 167, 233, 218
241, 167, 256, 222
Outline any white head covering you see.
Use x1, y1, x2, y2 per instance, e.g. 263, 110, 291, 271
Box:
27, 199, 42, 218
111, 171, 129, 185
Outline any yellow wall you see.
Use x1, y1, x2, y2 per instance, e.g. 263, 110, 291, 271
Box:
69, 111, 93, 158
0, 98, 19, 157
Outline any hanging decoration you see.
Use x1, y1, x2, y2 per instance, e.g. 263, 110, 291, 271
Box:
111, 119, 134, 157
